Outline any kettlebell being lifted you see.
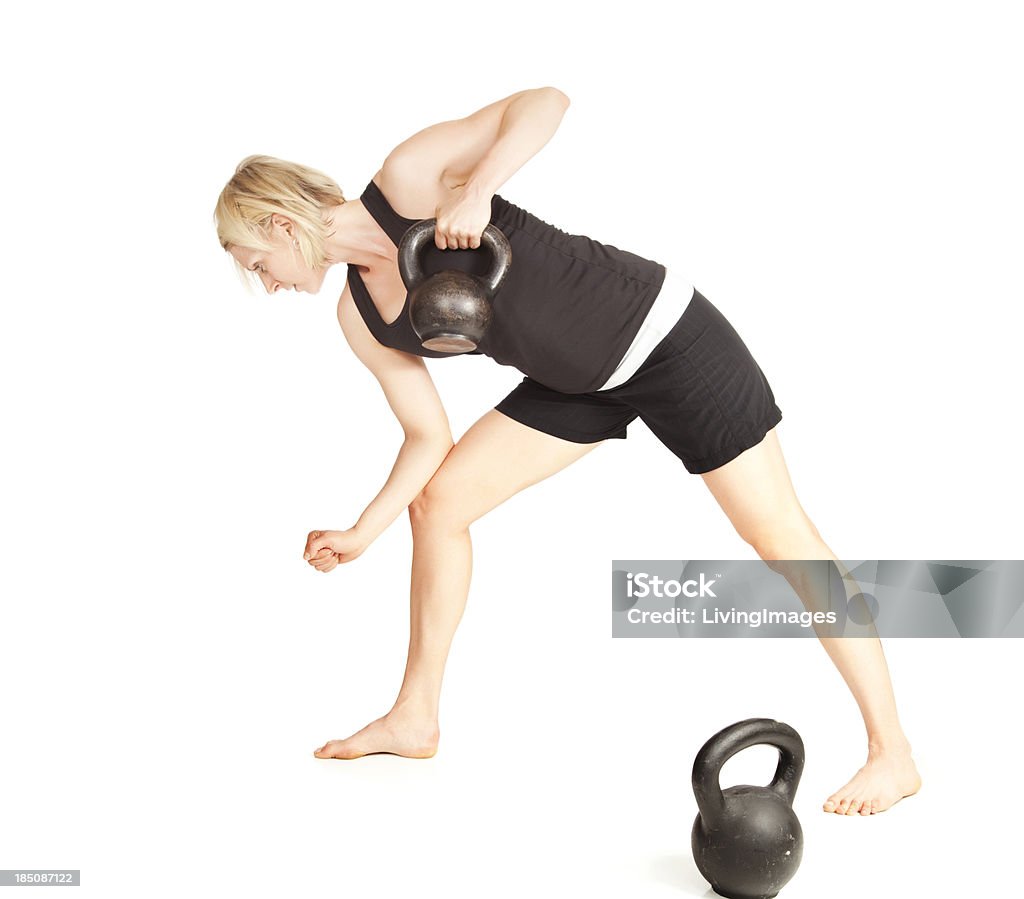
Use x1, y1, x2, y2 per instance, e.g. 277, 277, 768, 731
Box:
691, 718, 805, 899
397, 218, 512, 353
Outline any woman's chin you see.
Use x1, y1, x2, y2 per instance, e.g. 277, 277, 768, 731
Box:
313, 272, 332, 295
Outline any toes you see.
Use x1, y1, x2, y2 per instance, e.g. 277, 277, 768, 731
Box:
823, 799, 837, 813
313, 739, 367, 760
859, 801, 872, 815
846, 799, 863, 815
314, 741, 340, 758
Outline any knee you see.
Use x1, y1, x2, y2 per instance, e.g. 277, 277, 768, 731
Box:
744, 513, 824, 563
408, 479, 470, 533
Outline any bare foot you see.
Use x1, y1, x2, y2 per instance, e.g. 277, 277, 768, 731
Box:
823, 741, 922, 815
313, 706, 439, 760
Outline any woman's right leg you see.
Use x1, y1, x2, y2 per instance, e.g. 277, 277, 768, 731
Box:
314, 409, 601, 759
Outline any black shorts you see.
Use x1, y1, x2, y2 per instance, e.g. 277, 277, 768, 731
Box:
494, 288, 783, 474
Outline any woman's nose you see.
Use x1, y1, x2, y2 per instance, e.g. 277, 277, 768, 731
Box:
261, 273, 280, 294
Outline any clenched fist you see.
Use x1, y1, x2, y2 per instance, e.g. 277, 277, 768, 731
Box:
433, 183, 493, 250
302, 528, 368, 573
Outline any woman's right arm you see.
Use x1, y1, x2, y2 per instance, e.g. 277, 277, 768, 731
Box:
334, 284, 455, 546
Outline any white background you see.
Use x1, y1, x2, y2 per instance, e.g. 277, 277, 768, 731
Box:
2, 1, 1022, 896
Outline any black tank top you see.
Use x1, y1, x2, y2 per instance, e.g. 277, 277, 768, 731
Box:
347, 179, 666, 394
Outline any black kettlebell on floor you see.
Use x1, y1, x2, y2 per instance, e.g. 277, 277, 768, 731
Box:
691, 718, 805, 899
397, 218, 512, 353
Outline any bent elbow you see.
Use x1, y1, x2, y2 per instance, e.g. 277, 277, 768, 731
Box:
540, 86, 570, 106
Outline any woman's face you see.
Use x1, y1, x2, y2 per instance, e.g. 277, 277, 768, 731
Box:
227, 214, 325, 295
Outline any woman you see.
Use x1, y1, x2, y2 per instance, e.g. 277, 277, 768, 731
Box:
214, 86, 921, 815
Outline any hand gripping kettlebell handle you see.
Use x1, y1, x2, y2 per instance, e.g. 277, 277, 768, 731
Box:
692, 718, 805, 825
397, 219, 512, 296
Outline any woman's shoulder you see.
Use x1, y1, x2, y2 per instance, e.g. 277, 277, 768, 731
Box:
370, 163, 450, 221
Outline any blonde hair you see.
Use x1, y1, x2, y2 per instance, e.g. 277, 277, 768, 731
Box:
213, 155, 346, 290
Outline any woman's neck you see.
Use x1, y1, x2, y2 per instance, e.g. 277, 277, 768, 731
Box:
322, 200, 396, 272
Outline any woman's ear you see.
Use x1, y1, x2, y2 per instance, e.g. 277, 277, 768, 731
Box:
271, 213, 294, 239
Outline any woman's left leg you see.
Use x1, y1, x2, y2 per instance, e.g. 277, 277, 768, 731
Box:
700, 426, 922, 815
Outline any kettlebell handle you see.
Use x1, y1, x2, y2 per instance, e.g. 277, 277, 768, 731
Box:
692, 718, 805, 824
398, 219, 512, 296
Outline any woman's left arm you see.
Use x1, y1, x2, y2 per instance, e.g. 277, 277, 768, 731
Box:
386, 86, 571, 249
451, 87, 570, 199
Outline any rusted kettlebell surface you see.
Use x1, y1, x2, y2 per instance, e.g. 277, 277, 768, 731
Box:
691, 718, 805, 899
397, 219, 512, 353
